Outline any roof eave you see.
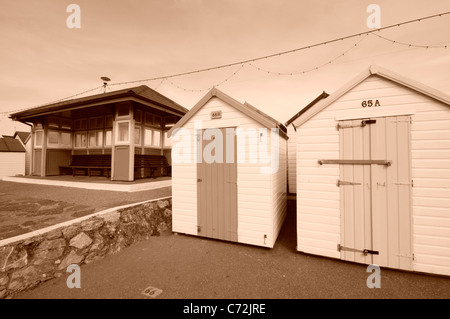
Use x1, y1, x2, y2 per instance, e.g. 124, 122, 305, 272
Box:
292, 65, 450, 128
168, 87, 288, 139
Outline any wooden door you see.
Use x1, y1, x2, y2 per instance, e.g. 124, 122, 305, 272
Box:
339, 116, 412, 270
197, 128, 238, 242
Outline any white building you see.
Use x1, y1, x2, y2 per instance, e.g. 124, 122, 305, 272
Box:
285, 92, 329, 194
0, 136, 26, 179
292, 65, 450, 276
14, 131, 31, 176
168, 88, 288, 248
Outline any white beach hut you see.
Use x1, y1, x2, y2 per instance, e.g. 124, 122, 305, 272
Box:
285, 92, 329, 194
292, 65, 450, 276
168, 87, 288, 248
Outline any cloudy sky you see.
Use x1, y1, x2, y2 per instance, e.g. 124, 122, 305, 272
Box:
1, 0, 449, 135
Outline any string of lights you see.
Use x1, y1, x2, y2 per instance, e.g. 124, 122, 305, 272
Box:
246, 31, 449, 76
106, 11, 450, 87
248, 34, 369, 76
1, 10, 449, 115
371, 32, 449, 48
154, 78, 166, 90
1, 85, 104, 116
164, 64, 246, 92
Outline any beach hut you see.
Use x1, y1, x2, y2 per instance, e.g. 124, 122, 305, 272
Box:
168, 87, 288, 248
0, 136, 26, 178
285, 92, 329, 194
292, 65, 450, 276
14, 131, 31, 176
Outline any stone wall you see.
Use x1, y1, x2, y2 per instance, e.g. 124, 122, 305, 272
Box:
0, 197, 172, 299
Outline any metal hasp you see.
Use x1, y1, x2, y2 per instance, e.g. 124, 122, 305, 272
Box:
336, 119, 377, 130
318, 159, 392, 166
337, 244, 379, 256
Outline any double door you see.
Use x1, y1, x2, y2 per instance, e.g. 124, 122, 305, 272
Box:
337, 116, 412, 270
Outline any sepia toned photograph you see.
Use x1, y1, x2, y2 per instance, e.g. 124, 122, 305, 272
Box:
0, 0, 449, 307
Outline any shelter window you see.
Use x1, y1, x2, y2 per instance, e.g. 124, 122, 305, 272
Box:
116, 121, 130, 144
135, 109, 142, 123
89, 118, 97, 130
74, 132, 87, 148
163, 131, 172, 148
48, 117, 59, 129
105, 130, 112, 147
164, 116, 176, 128
117, 102, 130, 117
48, 130, 72, 148
61, 119, 72, 130
35, 130, 43, 147
48, 131, 59, 145
145, 113, 153, 125
135, 126, 141, 146
105, 116, 113, 128
154, 116, 162, 128
88, 131, 103, 148
60, 132, 72, 147
153, 130, 161, 147
144, 128, 153, 146
74, 119, 88, 131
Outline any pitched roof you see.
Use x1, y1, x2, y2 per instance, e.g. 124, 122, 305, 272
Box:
292, 65, 450, 128
168, 87, 288, 139
285, 91, 329, 127
0, 136, 26, 152
9, 85, 188, 120
14, 131, 31, 144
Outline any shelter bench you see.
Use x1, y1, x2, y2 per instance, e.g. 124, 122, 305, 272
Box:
134, 155, 171, 179
59, 155, 111, 178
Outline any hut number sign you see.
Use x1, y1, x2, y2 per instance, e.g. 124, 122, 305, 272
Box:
361, 99, 381, 107
211, 110, 222, 119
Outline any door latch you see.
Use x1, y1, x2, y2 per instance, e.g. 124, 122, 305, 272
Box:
337, 244, 379, 256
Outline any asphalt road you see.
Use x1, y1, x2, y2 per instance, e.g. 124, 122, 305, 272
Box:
14, 202, 450, 299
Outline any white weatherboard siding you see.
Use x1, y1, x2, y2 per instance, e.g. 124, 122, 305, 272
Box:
0, 153, 25, 178
287, 124, 297, 194
297, 75, 450, 276
272, 132, 287, 245
172, 97, 284, 247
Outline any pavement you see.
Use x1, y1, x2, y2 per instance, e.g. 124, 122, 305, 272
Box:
0, 180, 171, 240
14, 201, 450, 299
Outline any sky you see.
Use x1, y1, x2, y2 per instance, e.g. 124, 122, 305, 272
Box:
1, 0, 449, 135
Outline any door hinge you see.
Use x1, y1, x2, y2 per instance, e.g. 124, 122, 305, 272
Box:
337, 244, 379, 256
197, 178, 202, 182
393, 182, 411, 186
336, 180, 361, 187
197, 225, 201, 232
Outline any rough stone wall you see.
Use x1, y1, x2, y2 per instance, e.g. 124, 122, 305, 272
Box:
0, 198, 172, 299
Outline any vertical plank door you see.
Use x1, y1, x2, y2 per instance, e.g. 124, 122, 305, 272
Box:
339, 116, 412, 270
197, 128, 238, 242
